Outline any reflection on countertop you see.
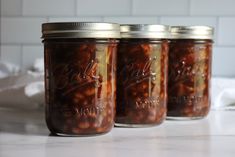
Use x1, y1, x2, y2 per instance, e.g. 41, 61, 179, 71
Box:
0, 108, 235, 157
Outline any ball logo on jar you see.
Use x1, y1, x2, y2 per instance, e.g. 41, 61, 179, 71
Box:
52, 59, 101, 96
169, 59, 207, 83
135, 97, 160, 109
61, 97, 112, 117
168, 95, 205, 105
118, 56, 159, 87
119, 56, 162, 111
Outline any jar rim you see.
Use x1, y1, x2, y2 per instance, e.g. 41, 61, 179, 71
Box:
41, 22, 120, 39
120, 24, 170, 39
170, 26, 214, 40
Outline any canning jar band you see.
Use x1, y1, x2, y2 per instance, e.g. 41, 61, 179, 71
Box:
119, 38, 169, 44
41, 22, 120, 39
170, 26, 214, 40
42, 38, 119, 44
42, 31, 120, 39
120, 24, 170, 39
169, 39, 214, 44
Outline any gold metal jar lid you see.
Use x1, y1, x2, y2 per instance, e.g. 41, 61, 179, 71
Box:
41, 22, 120, 39
170, 26, 214, 40
120, 24, 170, 39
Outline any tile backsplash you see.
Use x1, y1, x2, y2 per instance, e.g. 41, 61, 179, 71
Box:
1, 0, 235, 76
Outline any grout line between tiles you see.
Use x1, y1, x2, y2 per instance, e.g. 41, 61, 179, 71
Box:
188, 0, 192, 16
130, 0, 134, 15
20, 0, 23, 16
215, 16, 219, 45
20, 44, 23, 72
74, 0, 77, 16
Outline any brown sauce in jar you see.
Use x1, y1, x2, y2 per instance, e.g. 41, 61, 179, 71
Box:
167, 26, 214, 120
42, 23, 119, 135
115, 25, 170, 127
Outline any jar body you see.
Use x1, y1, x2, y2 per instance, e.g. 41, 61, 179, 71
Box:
116, 39, 168, 127
167, 39, 212, 119
43, 39, 117, 136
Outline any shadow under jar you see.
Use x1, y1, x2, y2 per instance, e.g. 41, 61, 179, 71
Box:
167, 26, 214, 120
115, 25, 170, 127
41, 22, 120, 136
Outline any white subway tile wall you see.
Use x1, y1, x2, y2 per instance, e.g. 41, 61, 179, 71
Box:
190, 0, 235, 15
76, 0, 131, 16
0, 0, 235, 76
213, 47, 235, 76
22, 45, 43, 70
104, 17, 159, 24
1, 17, 46, 44
48, 17, 103, 23
1, 0, 22, 16
218, 18, 235, 46
160, 17, 217, 28
23, 0, 75, 16
133, 0, 189, 15
0, 45, 22, 67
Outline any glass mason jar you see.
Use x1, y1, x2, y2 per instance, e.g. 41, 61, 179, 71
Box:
115, 25, 170, 127
41, 22, 120, 136
167, 26, 214, 120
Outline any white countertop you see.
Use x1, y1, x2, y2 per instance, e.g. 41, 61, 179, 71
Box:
0, 109, 235, 157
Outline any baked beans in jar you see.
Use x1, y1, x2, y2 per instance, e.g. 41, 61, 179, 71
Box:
167, 26, 214, 120
115, 25, 170, 127
41, 22, 120, 136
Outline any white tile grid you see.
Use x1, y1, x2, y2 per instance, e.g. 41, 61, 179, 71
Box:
132, 0, 190, 15
22, 45, 43, 70
76, 0, 132, 16
213, 47, 235, 77
22, 0, 76, 16
190, 0, 235, 15
103, 16, 160, 24
0, 0, 22, 16
1, 17, 47, 44
0, 45, 22, 67
48, 17, 103, 22
0, 0, 235, 76
218, 17, 235, 46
